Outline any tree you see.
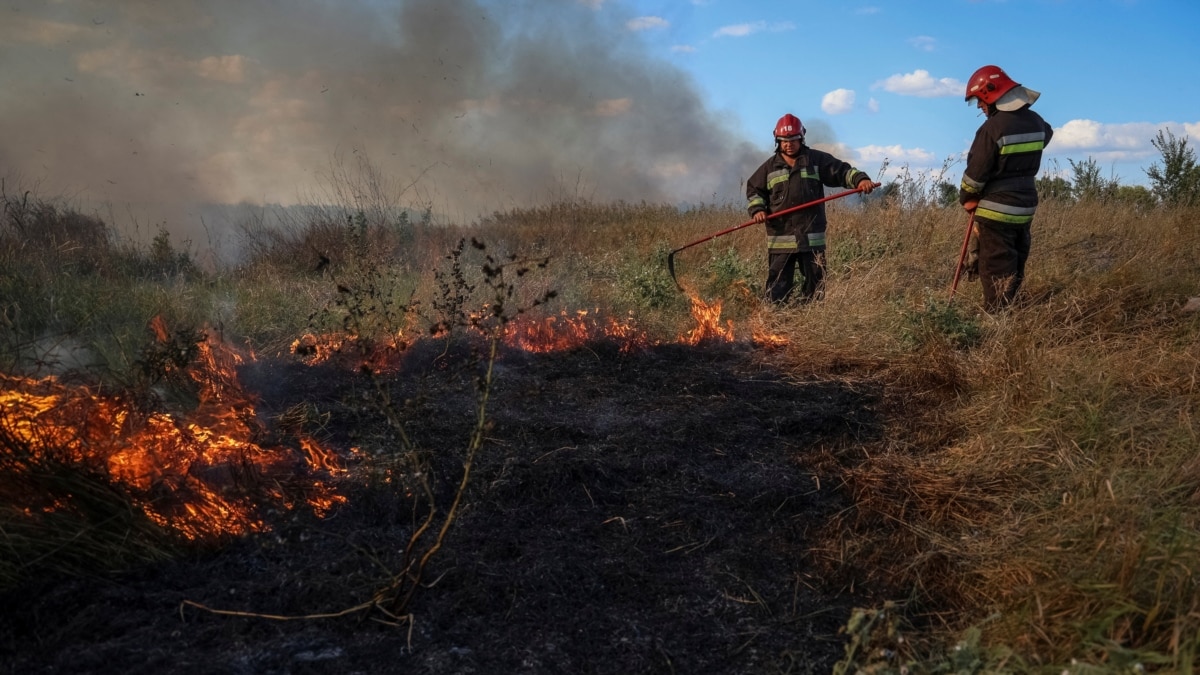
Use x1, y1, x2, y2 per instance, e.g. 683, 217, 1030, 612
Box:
1145, 129, 1200, 206
1111, 184, 1157, 211
935, 180, 958, 208
1035, 174, 1073, 203
1069, 157, 1118, 202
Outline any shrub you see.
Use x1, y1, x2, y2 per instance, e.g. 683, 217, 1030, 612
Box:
898, 296, 983, 350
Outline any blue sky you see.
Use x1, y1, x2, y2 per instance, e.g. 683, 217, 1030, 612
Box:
1, 0, 1197, 241
614, 0, 1200, 188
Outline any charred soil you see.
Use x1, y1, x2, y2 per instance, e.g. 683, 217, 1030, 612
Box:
2, 339, 884, 674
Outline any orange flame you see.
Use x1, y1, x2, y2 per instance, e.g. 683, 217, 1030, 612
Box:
288, 291, 789, 370
2, 323, 348, 542
291, 331, 410, 374
501, 310, 653, 353
681, 294, 735, 345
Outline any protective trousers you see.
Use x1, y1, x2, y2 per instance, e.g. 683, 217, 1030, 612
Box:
975, 220, 1031, 311
766, 250, 825, 304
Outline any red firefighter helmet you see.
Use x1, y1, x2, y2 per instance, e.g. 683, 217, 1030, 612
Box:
773, 114, 806, 141
964, 65, 1019, 105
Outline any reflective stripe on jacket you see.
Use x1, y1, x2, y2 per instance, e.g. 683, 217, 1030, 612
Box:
959, 106, 1054, 226
746, 147, 869, 252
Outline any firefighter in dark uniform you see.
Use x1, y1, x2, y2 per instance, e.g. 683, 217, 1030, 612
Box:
746, 114, 874, 304
959, 65, 1053, 311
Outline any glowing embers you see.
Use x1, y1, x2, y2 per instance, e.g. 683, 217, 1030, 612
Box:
1, 328, 347, 543
291, 331, 411, 374
290, 294, 788, 370
501, 309, 653, 353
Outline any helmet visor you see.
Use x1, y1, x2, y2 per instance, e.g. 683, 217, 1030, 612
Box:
776, 134, 803, 143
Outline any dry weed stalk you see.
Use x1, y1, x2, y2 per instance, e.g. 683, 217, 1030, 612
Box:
182, 237, 552, 631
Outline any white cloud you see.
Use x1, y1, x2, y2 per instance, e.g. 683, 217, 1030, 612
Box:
714, 21, 765, 37
713, 21, 793, 37
670, 45, 696, 53
855, 144, 937, 164
874, 69, 963, 98
1052, 119, 1111, 149
578, 0, 604, 8
998, 119, 1200, 182
1052, 119, 1200, 157
627, 16, 668, 31
908, 36, 936, 52
867, 97, 880, 113
821, 89, 856, 115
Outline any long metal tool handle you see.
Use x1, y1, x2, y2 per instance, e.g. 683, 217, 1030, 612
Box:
667, 183, 878, 290
949, 213, 975, 300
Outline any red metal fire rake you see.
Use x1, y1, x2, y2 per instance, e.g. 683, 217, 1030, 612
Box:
666, 184, 878, 291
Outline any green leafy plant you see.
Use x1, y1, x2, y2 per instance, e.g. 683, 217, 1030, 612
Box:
898, 296, 983, 350
616, 242, 683, 311
703, 244, 756, 296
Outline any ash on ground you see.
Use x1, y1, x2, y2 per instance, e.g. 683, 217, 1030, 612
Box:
2, 339, 884, 674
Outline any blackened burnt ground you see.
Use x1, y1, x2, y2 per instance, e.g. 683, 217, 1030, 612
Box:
1, 339, 884, 675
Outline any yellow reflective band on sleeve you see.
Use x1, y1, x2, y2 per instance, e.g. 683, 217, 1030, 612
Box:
961, 174, 985, 192
844, 169, 863, 189
748, 196, 765, 209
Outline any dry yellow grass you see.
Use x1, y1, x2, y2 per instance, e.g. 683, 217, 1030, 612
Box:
751, 198, 1200, 670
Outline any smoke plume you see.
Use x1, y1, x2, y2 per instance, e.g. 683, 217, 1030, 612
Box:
0, 0, 762, 246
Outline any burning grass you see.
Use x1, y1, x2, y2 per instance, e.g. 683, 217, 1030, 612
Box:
3, 185, 1200, 671
0, 321, 349, 587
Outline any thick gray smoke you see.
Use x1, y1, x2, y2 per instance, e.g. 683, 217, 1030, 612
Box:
0, 0, 762, 247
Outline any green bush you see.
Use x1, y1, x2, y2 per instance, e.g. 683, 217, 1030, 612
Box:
898, 296, 983, 350
616, 242, 685, 311
702, 245, 755, 289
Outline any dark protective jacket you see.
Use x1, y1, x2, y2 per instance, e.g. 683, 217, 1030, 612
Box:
746, 147, 870, 253
959, 106, 1054, 226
